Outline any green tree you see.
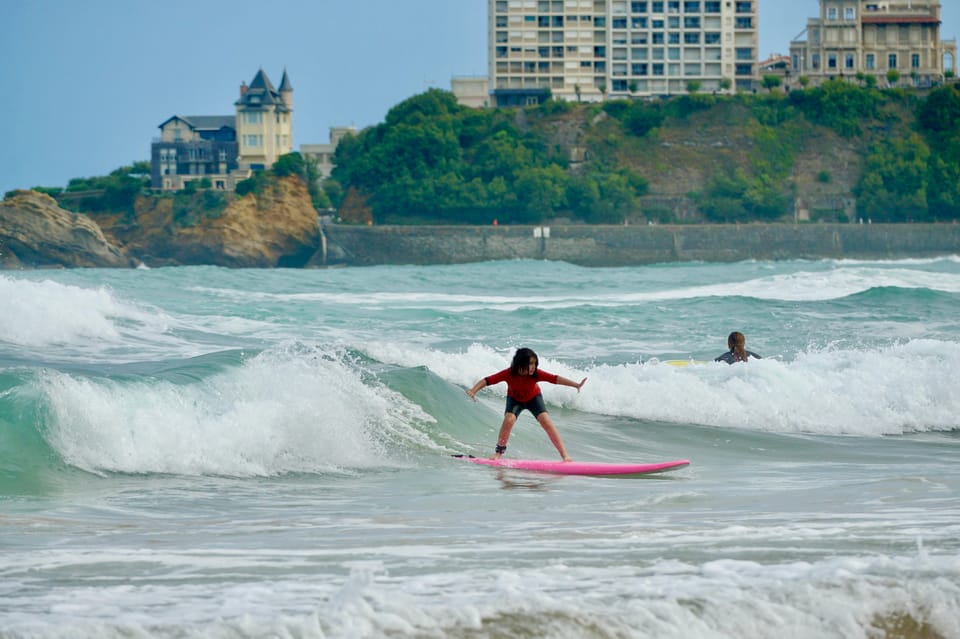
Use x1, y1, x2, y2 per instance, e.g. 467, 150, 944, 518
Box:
789, 80, 879, 136
855, 134, 931, 221
621, 100, 664, 136
918, 85, 960, 133
513, 165, 568, 222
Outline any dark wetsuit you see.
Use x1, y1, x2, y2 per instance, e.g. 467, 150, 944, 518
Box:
715, 349, 762, 364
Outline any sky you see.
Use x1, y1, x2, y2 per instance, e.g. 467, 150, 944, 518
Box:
1, 0, 957, 196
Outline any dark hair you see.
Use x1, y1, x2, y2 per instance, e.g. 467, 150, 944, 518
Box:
511, 347, 539, 375
728, 331, 748, 362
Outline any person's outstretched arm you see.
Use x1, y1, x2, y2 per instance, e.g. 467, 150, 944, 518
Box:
465, 378, 487, 400
556, 376, 587, 391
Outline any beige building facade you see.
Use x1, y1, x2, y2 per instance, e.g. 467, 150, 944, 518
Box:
451, 76, 492, 107
235, 69, 294, 172
489, 0, 759, 106
789, 1, 957, 87
300, 126, 358, 180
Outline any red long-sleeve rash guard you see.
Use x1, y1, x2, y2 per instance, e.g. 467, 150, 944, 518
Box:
484, 368, 559, 403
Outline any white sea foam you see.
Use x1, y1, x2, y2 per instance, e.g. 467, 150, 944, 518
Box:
38, 344, 439, 476
1, 550, 957, 638
0, 276, 131, 346
0, 274, 203, 361
187, 262, 960, 312
361, 339, 960, 436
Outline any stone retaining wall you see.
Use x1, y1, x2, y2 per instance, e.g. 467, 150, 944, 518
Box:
317, 223, 960, 267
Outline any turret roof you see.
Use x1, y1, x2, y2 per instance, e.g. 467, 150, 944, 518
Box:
236, 68, 290, 110
279, 69, 293, 93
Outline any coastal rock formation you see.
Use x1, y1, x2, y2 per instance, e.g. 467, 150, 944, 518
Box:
0, 176, 321, 269
0, 191, 132, 268
98, 175, 321, 268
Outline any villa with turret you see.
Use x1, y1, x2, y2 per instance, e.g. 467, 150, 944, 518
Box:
150, 68, 293, 191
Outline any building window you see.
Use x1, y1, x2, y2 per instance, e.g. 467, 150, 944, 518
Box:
889, 53, 897, 69
844, 7, 855, 20
866, 53, 875, 69
845, 53, 855, 69
828, 53, 837, 69
912, 53, 920, 69
827, 7, 837, 20
735, 1, 751, 12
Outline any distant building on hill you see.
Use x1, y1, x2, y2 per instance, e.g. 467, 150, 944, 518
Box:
150, 68, 293, 191
488, 0, 759, 106
235, 69, 294, 173
789, 0, 957, 88
451, 76, 490, 108
300, 126, 357, 180
151, 116, 239, 191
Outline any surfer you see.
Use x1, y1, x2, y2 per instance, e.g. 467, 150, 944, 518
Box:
715, 331, 762, 364
465, 347, 587, 461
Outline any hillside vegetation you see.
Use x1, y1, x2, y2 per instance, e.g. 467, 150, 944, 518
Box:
331, 82, 960, 225
8, 82, 959, 228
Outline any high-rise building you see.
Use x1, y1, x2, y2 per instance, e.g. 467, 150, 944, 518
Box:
789, 1, 957, 87
488, 0, 759, 106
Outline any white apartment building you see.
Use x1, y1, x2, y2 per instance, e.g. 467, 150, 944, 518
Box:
789, 1, 957, 87
489, 0, 758, 106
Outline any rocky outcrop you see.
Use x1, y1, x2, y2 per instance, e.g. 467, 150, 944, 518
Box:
0, 191, 132, 268
0, 176, 321, 269
97, 176, 320, 268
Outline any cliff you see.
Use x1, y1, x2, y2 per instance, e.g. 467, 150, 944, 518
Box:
0, 191, 132, 268
97, 176, 320, 268
0, 177, 320, 269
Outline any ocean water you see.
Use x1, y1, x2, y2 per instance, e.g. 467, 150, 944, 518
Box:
1, 257, 959, 639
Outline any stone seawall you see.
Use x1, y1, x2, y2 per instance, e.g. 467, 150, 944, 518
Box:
317, 223, 960, 267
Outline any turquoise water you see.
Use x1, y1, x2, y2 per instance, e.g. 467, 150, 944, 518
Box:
1, 258, 959, 638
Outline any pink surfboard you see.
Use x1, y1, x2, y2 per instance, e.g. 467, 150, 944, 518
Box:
454, 455, 690, 476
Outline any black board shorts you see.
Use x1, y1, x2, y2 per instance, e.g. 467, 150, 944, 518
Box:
505, 394, 547, 417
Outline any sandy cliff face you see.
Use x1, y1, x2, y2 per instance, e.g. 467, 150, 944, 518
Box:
0, 176, 321, 269
0, 191, 132, 268
105, 176, 321, 268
